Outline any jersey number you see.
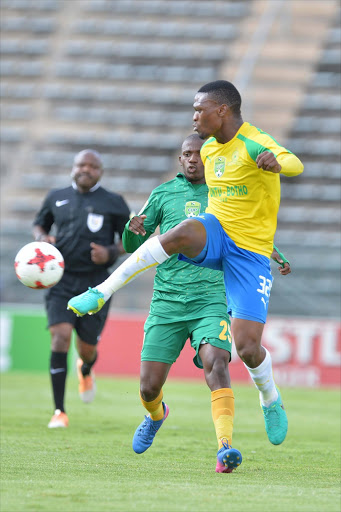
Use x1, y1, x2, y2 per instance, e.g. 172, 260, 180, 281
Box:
219, 320, 232, 342
257, 275, 272, 297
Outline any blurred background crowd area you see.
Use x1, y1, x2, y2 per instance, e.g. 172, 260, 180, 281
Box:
0, 0, 340, 318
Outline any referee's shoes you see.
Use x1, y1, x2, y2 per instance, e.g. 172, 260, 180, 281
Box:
77, 358, 96, 403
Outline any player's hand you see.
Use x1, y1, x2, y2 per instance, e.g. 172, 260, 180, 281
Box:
256, 151, 281, 173
36, 234, 56, 244
271, 248, 291, 275
90, 242, 110, 264
129, 215, 147, 236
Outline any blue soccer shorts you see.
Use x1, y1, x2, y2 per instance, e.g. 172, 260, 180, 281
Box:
178, 213, 273, 323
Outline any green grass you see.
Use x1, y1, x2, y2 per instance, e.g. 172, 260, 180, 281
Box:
1, 372, 340, 512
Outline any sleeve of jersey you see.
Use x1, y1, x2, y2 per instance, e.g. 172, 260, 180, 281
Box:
122, 192, 161, 253
257, 135, 304, 177
32, 192, 54, 231
277, 152, 304, 177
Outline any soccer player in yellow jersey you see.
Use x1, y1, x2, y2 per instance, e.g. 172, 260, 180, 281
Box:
68, 80, 303, 461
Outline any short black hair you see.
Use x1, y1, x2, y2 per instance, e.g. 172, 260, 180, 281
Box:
198, 80, 241, 116
182, 133, 202, 145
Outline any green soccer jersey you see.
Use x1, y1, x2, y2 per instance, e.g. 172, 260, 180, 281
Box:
122, 173, 226, 298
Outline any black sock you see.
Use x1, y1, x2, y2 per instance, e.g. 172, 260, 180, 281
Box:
81, 352, 97, 376
50, 351, 67, 413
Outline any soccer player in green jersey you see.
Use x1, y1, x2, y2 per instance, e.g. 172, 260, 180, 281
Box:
124, 134, 240, 472
68, 80, 301, 456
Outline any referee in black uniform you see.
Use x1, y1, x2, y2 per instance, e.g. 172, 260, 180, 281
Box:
33, 149, 130, 428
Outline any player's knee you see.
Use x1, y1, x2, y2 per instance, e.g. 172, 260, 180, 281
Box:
51, 332, 70, 352
161, 219, 205, 257
236, 342, 259, 366
139, 382, 161, 402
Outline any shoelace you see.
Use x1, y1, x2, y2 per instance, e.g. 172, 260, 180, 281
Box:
87, 287, 102, 296
220, 437, 231, 450
137, 416, 159, 437
263, 404, 281, 427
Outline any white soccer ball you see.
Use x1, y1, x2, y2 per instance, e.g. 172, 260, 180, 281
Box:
14, 242, 64, 289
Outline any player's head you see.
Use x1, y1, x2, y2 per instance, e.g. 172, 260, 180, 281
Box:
193, 80, 242, 139
179, 134, 205, 184
71, 149, 103, 192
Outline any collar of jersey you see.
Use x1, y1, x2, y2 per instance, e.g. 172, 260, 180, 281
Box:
176, 172, 206, 188
72, 181, 101, 192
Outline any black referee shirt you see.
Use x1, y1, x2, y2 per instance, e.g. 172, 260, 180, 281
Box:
33, 183, 130, 273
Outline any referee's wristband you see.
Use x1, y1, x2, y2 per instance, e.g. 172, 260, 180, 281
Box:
272, 244, 290, 268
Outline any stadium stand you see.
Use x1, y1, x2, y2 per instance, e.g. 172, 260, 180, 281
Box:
0, 0, 340, 317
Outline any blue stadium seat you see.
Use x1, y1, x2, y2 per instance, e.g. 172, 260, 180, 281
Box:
0, 16, 55, 32
0, 82, 36, 98
82, 0, 248, 18
1, 104, 33, 120
1, 0, 60, 10
1, 39, 49, 55
0, 127, 25, 142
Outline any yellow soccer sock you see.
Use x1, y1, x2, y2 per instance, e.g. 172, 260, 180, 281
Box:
140, 390, 164, 421
211, 388, 235, 449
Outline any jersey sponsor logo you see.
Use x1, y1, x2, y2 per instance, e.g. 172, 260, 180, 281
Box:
55, 200, 69, 207
214, 156, 226, 177
87, 213, 104, 232
185, 200, 201, 218
209, 185, 248, 198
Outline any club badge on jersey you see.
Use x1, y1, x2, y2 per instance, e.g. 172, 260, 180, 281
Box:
87, 213, 104, 232
185, 201, 201, 218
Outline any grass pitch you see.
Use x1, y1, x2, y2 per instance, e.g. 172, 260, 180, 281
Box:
1, 372, 340, 512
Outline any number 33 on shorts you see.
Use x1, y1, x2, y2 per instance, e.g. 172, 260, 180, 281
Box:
257, 275, 272, 308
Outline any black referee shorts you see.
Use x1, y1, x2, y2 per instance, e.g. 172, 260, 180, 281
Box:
45, 270, 111, 345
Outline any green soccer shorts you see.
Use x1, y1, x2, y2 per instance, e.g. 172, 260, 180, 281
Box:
141, 293, 232, 369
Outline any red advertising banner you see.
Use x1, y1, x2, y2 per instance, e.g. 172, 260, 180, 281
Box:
96, 313, 341, 388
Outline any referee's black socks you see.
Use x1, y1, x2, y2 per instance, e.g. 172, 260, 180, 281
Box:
81, 352, 97, 376
50, 351, 67, 412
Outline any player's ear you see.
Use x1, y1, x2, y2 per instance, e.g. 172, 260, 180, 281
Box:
218, 104, 228, 117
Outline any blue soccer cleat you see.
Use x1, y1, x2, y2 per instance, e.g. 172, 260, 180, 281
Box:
67, 287, 105, 317
132, 402, 169, 454
216, 438, 242, 473
261, 388, 288, 445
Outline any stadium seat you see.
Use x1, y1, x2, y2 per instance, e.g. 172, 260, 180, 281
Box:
1, 0, 60, 10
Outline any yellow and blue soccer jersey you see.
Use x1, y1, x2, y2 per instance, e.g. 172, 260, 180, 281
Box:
201, 122, 304, 257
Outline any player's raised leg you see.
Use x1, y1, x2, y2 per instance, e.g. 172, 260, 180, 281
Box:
67, 220, 206, 316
